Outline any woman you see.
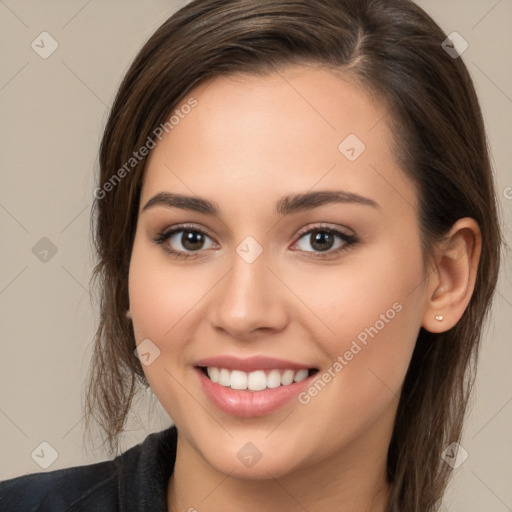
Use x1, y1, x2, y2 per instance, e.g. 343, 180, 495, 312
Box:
0, 0, 502, 510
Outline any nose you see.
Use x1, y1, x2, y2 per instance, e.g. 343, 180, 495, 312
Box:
208, 248, 289, 340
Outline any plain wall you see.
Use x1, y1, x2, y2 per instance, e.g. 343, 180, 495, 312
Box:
0, 1, 511, 510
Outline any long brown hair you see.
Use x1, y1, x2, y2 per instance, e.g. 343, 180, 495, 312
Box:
83, 1, 503, 510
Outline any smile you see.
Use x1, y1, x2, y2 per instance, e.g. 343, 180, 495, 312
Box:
200, 367, 318, 392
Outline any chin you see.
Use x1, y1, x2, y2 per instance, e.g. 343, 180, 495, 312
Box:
194, 433, 311, 480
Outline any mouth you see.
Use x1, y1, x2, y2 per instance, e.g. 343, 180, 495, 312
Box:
197, 366, 319, 392
193, 355, 321, 417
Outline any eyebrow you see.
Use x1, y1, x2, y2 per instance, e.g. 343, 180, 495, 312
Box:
141, 190, 379, 216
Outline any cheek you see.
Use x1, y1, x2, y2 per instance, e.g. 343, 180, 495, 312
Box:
292, 264, 423, 458
300, 241, 424, 396
297, 240, 423, 346
128, 239, 204, 342
127, 240, 198, 415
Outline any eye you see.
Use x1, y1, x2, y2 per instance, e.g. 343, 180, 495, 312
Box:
153, 223, 358, 260
292, 225, 358, 258
152, 224, 217, 259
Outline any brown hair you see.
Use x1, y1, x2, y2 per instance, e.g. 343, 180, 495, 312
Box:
83, 0, 503, 510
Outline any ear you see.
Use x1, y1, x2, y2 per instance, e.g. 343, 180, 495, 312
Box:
125, 309, 132, 319
422, 217, 482, 333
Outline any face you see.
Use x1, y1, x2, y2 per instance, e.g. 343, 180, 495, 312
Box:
128, 64, 429, 479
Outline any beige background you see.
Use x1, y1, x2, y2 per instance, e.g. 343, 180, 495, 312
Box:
0, 1, 510, 510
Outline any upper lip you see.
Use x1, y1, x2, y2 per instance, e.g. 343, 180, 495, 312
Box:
194, 355, 316, 372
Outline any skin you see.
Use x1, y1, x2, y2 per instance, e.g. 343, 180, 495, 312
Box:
127, 64, 481, 512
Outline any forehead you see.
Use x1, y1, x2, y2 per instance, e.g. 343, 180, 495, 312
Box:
141, 64, 417, 219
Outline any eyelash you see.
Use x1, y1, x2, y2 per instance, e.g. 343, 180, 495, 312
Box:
152, 223, 358, 261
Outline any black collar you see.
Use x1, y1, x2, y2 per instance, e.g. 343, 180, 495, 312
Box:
116, 424, 178, 511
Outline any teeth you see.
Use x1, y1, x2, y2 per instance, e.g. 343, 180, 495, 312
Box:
294, 369, 309, 383
267, 369, 281, 388
281, 369, 294, 386
248, 370, 266, 391
231, 370, 248, 390
218, 368, 230, 386
205, 367, 312, 391
208, 367, 219, 383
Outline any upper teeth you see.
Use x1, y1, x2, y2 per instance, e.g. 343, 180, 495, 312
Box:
206, 367, 310, 391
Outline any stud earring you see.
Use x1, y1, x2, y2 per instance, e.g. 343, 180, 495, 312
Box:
435, 315, 444, 321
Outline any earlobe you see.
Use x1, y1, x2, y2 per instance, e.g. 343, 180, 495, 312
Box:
422, 218, 481, 334
125, 309, 132, 319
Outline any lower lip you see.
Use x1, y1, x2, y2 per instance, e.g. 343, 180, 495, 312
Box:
195, 367, 316, 417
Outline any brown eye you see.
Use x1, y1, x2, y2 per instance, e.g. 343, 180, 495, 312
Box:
307, 230, 336, 252
153, 225, 217, 259
163, 229, 215, 253
293, 226, 358, 257
177, 230, 207, 251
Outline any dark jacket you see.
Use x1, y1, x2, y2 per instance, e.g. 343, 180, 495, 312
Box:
0, 425, 178, 511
